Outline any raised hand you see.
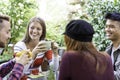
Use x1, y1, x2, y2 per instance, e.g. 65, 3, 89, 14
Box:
51, 42, 59, 56
15, 50, 31, 65
32, 41, 49, 59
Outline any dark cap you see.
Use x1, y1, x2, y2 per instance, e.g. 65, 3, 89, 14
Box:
105, 12, 120, 21
63, 19, 95, 42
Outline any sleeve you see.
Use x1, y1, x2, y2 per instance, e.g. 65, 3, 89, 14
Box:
0, 60, 15, 78
14, 41, 27, 53
59, 53, 70, 80
105, 54, 115, 80
114, 54, 120, 80
7, 63, 24, 80
50, 55, 60, 72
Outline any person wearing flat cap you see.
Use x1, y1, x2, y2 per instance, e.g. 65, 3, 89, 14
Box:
105, 12, 120, 80
58, 19, 114, 80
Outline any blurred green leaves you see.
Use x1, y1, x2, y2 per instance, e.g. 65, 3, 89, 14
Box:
86, 0, 120, 51
0, 0, 38, 43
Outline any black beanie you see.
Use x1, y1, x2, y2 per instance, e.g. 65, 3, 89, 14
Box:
63, 19, 95, 42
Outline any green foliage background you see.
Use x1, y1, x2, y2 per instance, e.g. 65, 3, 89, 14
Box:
0, 0, 38, 60
86, 0, 120, 51
0, 0, 38, 43
1, 0, 120, 59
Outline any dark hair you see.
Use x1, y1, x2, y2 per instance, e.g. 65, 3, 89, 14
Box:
105, 12, 120, 21
0, 14, 10, 22
0, 14, 10, 30
22, 17, 46, 43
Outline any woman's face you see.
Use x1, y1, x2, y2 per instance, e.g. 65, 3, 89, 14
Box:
29, 21, 43, 41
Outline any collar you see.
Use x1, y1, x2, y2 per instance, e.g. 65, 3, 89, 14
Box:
113, 44, 120, 52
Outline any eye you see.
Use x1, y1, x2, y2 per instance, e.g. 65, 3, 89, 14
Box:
30, 26, 34, 29
37, 27, 42, 30
109, 25, 115, 28
106, 25, 115, 29
7, 29, 11, 34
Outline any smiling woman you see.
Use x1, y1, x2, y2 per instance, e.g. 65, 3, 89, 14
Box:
13, 17, 54, 80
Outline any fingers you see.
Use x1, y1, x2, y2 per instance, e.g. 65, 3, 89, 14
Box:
37, 41, 47, 47
34, 42, 49, 52
51, 42, 59, 56
23, 50, 29, 55
52, 42, 59, 50
15, 53, 31, 65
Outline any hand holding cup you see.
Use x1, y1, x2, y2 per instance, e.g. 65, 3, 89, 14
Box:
32, 40, 51, 59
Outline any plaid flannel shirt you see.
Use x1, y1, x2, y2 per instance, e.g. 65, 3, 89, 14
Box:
0, 60, 24, 80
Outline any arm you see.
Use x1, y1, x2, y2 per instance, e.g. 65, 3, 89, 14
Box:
104, 53, 114, 80
0, 60, 24, 80
59, 53, 70, 80
114, 54, 120, 80
8, 51, 30, 80
0, 60, 15, 78
114, 71, 120, 80
7, 63, 24, 80
52, 55, 60, 72
51, 42, 60, 72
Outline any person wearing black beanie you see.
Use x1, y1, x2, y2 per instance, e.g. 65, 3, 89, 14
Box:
59, 19, 114, 80
105, 12, 120, 80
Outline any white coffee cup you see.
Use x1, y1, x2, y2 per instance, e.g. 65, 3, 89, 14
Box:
40, 40, 51, 50
45, 41, 51, 50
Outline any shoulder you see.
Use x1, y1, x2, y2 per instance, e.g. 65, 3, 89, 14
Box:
14, 41, 26, 48
14, 41, 25, 46
14, 41, 27, 53
105, 43, 113, 51
62, 51, 79, 59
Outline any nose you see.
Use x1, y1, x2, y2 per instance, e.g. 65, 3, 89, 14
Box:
105, 26, 110, 32
33, 28, 37, 33
8, 33, 11, 39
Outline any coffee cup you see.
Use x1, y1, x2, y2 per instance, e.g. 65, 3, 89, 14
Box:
45, 41, 51, 50
39, 40, 51, 50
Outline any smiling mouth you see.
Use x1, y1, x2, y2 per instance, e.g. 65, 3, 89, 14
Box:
106, 34, 111, 36
32, 35, 37, 36
106, 32, 112, 36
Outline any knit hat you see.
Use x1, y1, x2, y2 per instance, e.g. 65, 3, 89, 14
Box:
63, 19, 95, 42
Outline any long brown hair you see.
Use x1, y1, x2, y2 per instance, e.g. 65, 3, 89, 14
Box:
22, 17, 46, 43
64, 35, 107, 74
